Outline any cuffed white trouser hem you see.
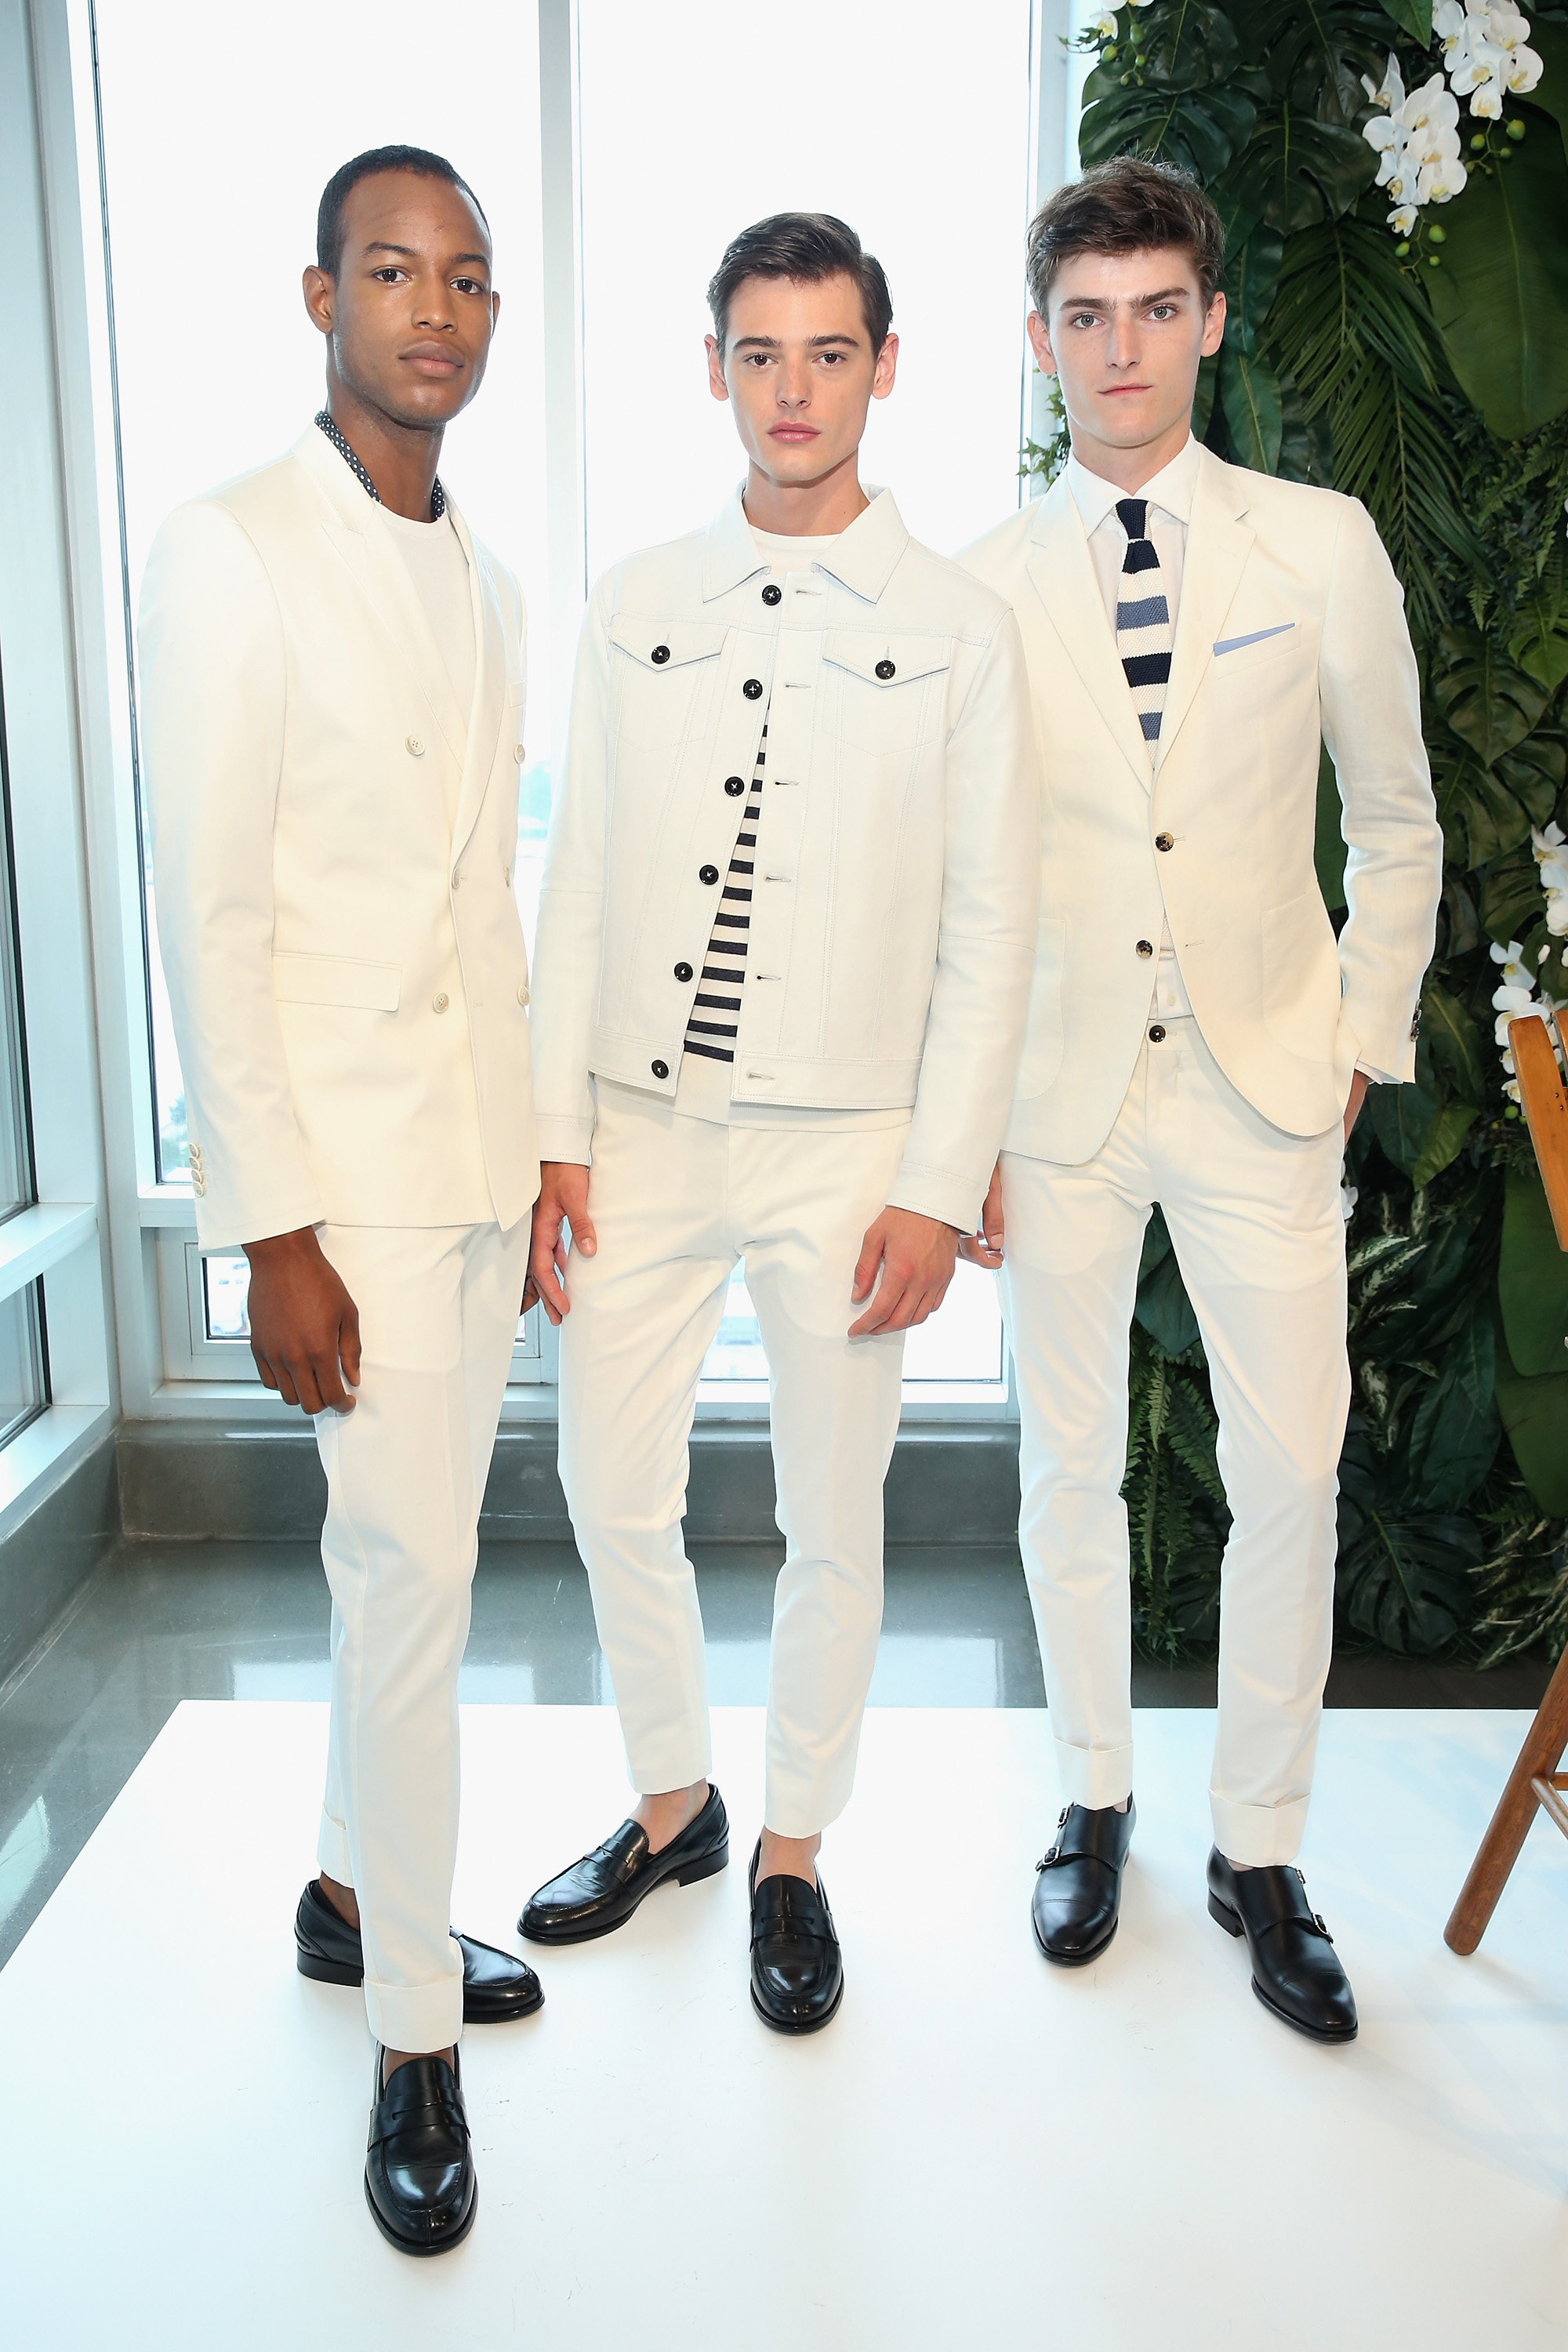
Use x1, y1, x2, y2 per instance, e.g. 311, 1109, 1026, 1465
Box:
316, 1807, 352, 1886
363, 1946, 466, 2054
1210, 1791, 1311, 1869
1054, 1735, 1135, 1813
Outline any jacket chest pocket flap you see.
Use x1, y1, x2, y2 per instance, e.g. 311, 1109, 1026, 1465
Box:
273, 952, 401, 1012
823, 631, 951, 751
608, 619, 728, 746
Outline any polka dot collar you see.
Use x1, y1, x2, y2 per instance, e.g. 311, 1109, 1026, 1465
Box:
314, 409, 447, 521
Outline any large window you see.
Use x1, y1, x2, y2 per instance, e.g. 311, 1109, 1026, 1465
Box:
0, 655, 45, 1451
88, 0, 1048, 1412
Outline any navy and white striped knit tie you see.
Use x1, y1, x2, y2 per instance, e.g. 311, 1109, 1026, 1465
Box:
1115, 498, 1172, 747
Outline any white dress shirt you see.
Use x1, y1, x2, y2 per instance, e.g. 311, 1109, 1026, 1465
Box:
1067, 436, 1201, 1019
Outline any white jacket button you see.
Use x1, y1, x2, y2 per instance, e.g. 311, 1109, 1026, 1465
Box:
517, 983, 529, 1007
406, 735, 425, 757
452, 869, 462, 889
513, 742, 526, 764
434, 991, 450, 1014
1156, 833, 1174, 852
1135, 939, 1153, 958
503, 866, 513, 887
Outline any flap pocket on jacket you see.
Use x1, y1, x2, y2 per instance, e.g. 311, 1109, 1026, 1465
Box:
608, 619, 728, 671
271, 952, 401, 1013
822, 631, 952, 688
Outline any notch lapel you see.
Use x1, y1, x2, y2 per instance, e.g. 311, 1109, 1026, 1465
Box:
1154, 456, 1254, 774
1022, 477, 1153, 792
447, 502, 507, 863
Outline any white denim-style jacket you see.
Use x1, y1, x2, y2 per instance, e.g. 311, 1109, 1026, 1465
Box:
529, 487, 1040, 1231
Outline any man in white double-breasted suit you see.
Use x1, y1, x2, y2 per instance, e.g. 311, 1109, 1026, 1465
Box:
962, 157, 1443, 2042
139, 147, 541, 2253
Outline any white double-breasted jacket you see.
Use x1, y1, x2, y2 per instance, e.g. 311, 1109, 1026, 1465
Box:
139, 426, 539, 1250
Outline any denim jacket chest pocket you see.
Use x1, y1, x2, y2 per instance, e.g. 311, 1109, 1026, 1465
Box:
822, 630, 952, 755
608, 619, 728, 750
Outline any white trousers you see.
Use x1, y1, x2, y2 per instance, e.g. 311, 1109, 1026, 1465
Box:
999, 1018, 1349, 1867
313, 1218, 527, 2051
558, 1086, 910, 1838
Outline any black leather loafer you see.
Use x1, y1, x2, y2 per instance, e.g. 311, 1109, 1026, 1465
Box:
365, 2045, 477, 2256
1032, 1798, 1135, 1965
748, 1840, 844, 2034
295, 1880, 543, 2023
1207, 1849, 1358, 2044
518, 1784, 729, 1944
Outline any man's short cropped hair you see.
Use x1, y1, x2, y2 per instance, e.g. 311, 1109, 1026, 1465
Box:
707, 213, 893, 357
316, 144, 489, 279
1025, 155, 1225, 314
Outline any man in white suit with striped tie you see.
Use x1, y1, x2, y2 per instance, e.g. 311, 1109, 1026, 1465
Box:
962, 157, 1443, 2042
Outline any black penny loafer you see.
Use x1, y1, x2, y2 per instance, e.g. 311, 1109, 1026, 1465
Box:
295, 1879, 543, 2023
748, 1839, 844, 2034
1207, 1849, 1359, 2045
518, 1784, 729, 1944
1032, 1798, 1135, 1965
365, 2045, 477, 2256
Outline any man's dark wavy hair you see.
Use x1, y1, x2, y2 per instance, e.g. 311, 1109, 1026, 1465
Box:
707, 212, 893, 356
1025, 155, 1225, 312
316, 144, 488, 278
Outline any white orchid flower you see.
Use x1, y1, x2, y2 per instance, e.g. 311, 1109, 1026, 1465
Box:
1403, 74, 1461, 135
1548, 894, 1568, 940
1534, 822, 1568, 891
1494, 946, 1535, 990
1433, 0, 1468, 43
1419, 151, 1469, 201
1363, 53, 1406, 110
1387, 201, 1421, 234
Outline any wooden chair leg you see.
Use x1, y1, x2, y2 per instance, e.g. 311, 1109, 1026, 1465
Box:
1445, 1642, 1568, 1954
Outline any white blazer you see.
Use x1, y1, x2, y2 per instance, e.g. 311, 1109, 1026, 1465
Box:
961, 446, 1443, 1160
528, 487, 1041, 1232
139, 426, 539, 1250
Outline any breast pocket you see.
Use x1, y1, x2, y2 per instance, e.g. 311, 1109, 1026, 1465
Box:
822, 631, 951, 753
608, 619, 728, 748
1210, 622, 1303, 684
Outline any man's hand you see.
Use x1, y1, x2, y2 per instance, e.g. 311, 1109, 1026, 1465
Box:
849, 1207, 960, 1337
244, 1227, 361, 1414
530, 1161, 595, 1326
1344, 1069, 1370, 1142
957, 1160, 1005, 1269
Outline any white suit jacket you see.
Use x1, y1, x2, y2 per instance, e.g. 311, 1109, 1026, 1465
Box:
139, 426, 539, 1249
961, 447, 1443, 1160
529, 487, 1040, 1232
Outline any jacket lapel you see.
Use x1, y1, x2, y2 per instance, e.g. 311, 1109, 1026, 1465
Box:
297, 427, 470, 771
1154, 452, 1254, 773
1022, 477, 1152, 792
447, 499, 506, 862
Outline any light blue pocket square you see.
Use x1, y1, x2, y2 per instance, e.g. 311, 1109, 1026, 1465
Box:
1213, 622, 1295, 655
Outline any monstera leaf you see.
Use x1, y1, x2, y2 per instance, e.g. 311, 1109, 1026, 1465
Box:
1222, 224, 1284, 356
1080, 73, 1258, 181
1132, 0, 1242, 89
1432, 627, 1550, 766
1375, 0, 1432, 38
1494, 1306, 1568, 1516
1225, 106, 1376, 231
1336, 1503, 1482, 1653
1499, 1169, 1568, 1380
1250, 0, 1406, 123
1420, 978, 1486, 1107
1404, 1306, 1499, 1509
1425, 105, 1568, 440
1219, 343, 1283, 472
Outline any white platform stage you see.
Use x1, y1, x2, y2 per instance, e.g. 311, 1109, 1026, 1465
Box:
3, 1701, 1566, 2348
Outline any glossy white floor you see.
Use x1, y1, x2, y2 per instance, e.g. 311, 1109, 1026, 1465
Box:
2, 1700, 1566, 2348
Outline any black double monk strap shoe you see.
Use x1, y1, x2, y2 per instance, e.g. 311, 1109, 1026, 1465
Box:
365, 2045, 477, 2256
1207, 1849, 1359, 2044
747, 1840, 844, 2034
295, 1879, 543, 2024
519, 1784, 730, 1944
1032, 1797, 1135, 1965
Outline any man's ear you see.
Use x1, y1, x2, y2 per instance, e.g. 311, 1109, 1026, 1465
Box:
704, 333, 729, 404
1025, 309, 1057, 379
1200, 289, 1227, 358
303, 266, 334, 335
872, 331, 899, 401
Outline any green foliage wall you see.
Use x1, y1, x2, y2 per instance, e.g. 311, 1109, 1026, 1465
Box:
1046, 1, 1568, 1665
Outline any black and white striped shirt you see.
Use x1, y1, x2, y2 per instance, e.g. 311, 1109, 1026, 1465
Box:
684, 723, 767, 1064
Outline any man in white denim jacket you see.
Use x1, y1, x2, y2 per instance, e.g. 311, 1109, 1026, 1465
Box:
521, 214, 1039, 2031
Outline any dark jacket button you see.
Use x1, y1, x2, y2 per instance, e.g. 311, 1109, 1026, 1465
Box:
700, 865, 720, 884
674, 961, 693, 982
724, 776, 745, 796
652, 644, 670, 664
1136, 939, 1153, 957
1149, 1024, 1167, 1043
652, 1058, 670, 1079
1156, 832, 1174, 851
875, 659, 895, 680
743, 677, 763, 699
762, 584, 782, 605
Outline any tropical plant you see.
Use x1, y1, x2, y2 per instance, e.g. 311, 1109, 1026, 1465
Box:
1046, 0, 1568, 1664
